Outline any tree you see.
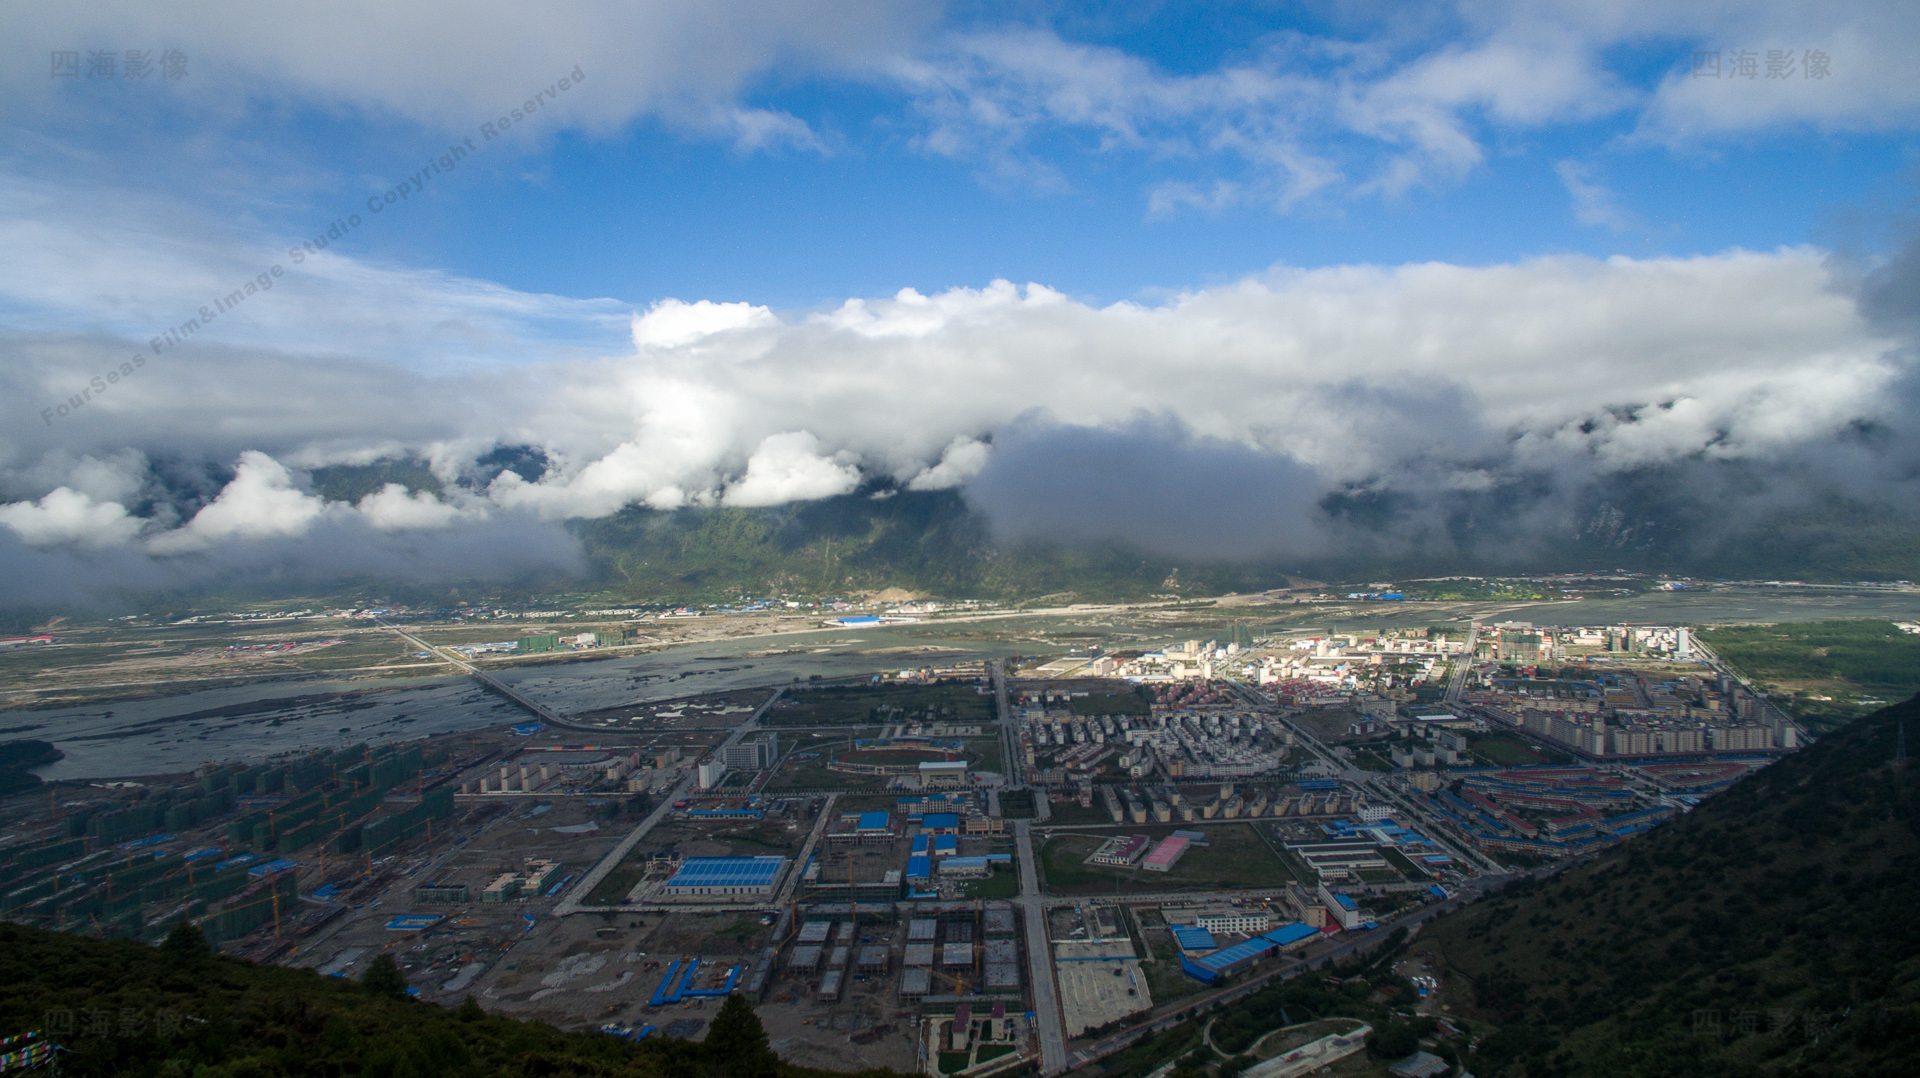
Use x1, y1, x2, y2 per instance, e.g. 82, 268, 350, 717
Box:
456, 996, 484, 1022
1367, 1021, 1420, 1060
160, 919, 208, 961
705, 994, 776, 1078
362, 953, 409, 1000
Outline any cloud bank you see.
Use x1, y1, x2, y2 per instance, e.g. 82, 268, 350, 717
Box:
5, 208, 1916, 603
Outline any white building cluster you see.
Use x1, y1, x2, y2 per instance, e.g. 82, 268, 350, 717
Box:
1020, 708, 1292, 782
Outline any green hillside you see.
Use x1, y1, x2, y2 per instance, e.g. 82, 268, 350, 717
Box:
1427, 693, 1920, 1077
573, 491, 1297, 604
0, 920, 906, 1078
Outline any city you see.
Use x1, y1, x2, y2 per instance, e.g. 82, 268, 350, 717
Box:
4, 604, 1879, 1078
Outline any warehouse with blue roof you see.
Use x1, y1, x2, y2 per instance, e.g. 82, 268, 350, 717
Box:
660, 856, 788, 897
1177, 921, 1319, 982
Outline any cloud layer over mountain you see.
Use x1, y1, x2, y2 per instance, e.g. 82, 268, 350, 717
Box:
4, 211, 1915, 604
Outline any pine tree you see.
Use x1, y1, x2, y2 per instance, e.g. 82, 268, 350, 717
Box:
361, 953, 409, 1000
457, 996, 484, 1022
705, 993, 776, 1078
160, 919, 208, 961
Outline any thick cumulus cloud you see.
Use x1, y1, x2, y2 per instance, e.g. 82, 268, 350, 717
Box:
3, 236, 1915, 591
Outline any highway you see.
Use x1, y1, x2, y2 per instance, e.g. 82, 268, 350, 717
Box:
1014, 819, 1069, 1074
772, 793, 839, 907
1220, 681, 1506, 876
555, 686, 784, 915
1444, 621, 1480, 704
993, 660, 1022, 791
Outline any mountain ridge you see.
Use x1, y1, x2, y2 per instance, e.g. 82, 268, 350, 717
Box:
1429, 693, 1920, 1077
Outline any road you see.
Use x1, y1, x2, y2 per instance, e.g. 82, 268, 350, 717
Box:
1014, 819, 1069, 1074
554, 686, 785, 915
1220, 681, 1504, 876
1444, 621, 1480, 704
992, 660, 1022, 789
772, 793, 838, 907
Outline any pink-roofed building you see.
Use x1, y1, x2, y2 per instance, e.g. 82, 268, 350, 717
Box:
1141, 834, 1190, 872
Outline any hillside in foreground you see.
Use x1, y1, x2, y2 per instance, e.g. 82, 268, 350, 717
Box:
0, 921, 909, 1078
1428, 694, 1920, 1077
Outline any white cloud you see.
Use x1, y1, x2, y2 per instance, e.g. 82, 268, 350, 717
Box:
722, 431, 862, 506
882, 3, 1920, 210
146, 451, 327, 553
908, 436, 992, 490
0, 1, 929, 140
2, 184, 1906, 564
632, 299, 780, 349
0, 487, 145, 547
355, 483, 477, 530
1556, 160, 1639, 232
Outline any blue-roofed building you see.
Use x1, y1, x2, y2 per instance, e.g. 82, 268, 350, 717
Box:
906, 855, 932, 880
1317, 884, 1365, 928
660, 856, 789, 898
921, 812, 960, 834
1180, 934, 1284, 982
937, 855, 991, 878
1170, 925, 1217, 951
1260, 922, 1319, 947
857, 811, 891, 832
911, 835, 929, 855
933, 835, 958, 855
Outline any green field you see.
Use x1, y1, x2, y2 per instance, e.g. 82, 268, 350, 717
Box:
764, 759, 886, 790
1039, 824, 1295, 895
1067, 685, 1152, 716
1700, 619, 1920, 732
1142, 935, 1209, 1006
1467, 734, 1545, 766
762, 681, 995, 727
1041, 798, 1118, 825
963, 871, 1020, 899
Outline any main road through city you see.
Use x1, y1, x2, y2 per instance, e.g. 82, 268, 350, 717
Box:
1221, 680, 1507, 876
1014, 819, 1069, 1074
998, 659, 1070, 1073
555, 686, 784, 915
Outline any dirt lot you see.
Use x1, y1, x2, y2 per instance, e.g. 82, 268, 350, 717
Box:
758, 973, 920, 1073
287, 794, 633, 1014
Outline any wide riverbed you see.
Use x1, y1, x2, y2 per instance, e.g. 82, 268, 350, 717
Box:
8, 624, 1001, 780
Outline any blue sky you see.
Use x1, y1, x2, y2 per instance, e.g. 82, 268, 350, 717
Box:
9, 1, 1916, 310
2, 1, 1918, 593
